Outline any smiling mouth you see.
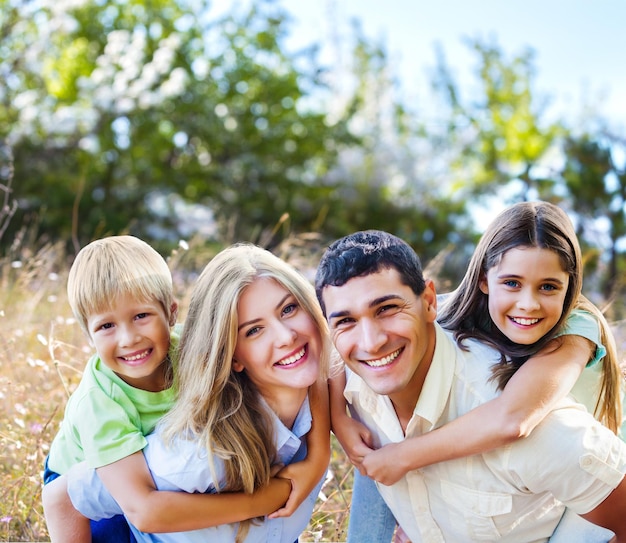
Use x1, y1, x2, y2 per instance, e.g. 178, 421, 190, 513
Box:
361, 347, 403, 368
276, 346, 306, 366
509, 317, 540, 326
121, 349, 151, 362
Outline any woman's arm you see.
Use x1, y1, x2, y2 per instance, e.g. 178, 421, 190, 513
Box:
269, 378, 331, 518
361, 334, 594, 485
96, 452, 292, 533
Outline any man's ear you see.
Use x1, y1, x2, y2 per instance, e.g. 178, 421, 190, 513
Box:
479, 275, 489, 295
423, 279, 438, 322
169, 301, 179, 327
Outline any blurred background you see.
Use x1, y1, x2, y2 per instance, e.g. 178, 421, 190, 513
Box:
1, 0, 625, 312
1, 1, 626, 540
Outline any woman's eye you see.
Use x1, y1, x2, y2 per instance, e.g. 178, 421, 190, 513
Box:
282, 303, 298, 316
245, 326, 261, 337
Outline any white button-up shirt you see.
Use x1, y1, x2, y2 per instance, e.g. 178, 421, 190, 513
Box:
67, 396, 323, 542
345, 323, 626, 543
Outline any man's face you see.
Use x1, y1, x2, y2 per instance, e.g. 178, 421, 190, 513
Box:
322, 267, 437, 406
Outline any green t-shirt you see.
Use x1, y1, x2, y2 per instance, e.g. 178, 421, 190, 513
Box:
47, 324, 181, 474
559, 310, 626, 440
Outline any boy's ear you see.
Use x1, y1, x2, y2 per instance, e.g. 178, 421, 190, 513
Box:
169, 301, 179, 326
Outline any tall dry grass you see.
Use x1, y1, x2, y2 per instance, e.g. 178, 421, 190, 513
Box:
0, 237, 353, 542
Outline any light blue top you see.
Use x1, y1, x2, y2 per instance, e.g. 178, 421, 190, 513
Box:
66, 395, 324, 542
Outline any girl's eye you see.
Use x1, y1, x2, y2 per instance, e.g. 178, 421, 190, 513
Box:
245, 326, 261, 337
540, 284, 557, 292
503, 280, 520, 288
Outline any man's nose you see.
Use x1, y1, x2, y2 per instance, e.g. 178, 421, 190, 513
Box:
359, 318, 387, 353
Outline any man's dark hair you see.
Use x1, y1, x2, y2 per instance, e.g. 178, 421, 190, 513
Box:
315, 230, 426, 316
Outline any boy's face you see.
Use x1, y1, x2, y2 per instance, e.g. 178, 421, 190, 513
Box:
322, 267, 437, 408
86, 293, 176, 391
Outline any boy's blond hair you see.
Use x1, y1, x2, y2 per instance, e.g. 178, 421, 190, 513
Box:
67, 236, 175, 336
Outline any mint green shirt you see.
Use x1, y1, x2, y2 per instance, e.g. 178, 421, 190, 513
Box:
47, 324, 181, 474
559, 310, 626, 440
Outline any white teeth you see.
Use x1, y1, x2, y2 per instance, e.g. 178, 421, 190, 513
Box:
364, 348, 401, 368
511, 317, 539, 326
276, 347, 306, 366
123, 350, 150, 362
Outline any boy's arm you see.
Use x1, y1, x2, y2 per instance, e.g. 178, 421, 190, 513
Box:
269, 377, 331, 518
42, 477, 91, 543
361, 334, 592, 485
95, 452, 291, 533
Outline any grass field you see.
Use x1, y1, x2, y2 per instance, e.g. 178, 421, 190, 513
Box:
0, 239, 354, 542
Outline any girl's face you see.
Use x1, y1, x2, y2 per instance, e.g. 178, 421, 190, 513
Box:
233, 277, 322, 397
479, 246, 570, 345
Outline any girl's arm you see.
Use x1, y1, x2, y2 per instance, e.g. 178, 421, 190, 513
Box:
361, 334, 594, 485
269, 377, 331, 518
96, 451, 291, 533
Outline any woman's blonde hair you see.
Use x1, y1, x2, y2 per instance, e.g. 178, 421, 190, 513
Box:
67, 236, 175, 336
438, 201, 622, 433
160, 243, 330, 539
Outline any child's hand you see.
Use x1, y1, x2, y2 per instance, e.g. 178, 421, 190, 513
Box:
267, 461, 310, 519
361, 441, 411, 485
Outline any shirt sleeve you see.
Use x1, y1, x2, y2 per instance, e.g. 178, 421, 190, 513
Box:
505, 402, 626, 514
66, 462, 124, 520
71, 387, 147, 468
559, 309, 606, 367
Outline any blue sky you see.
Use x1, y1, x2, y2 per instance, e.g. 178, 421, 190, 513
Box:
278, 0, 626, 128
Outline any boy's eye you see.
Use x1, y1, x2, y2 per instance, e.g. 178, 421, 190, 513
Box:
135, 312, 149, 320
100, 322, 114, 330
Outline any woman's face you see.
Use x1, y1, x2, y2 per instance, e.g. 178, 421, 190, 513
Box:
233, 277, 322, 396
